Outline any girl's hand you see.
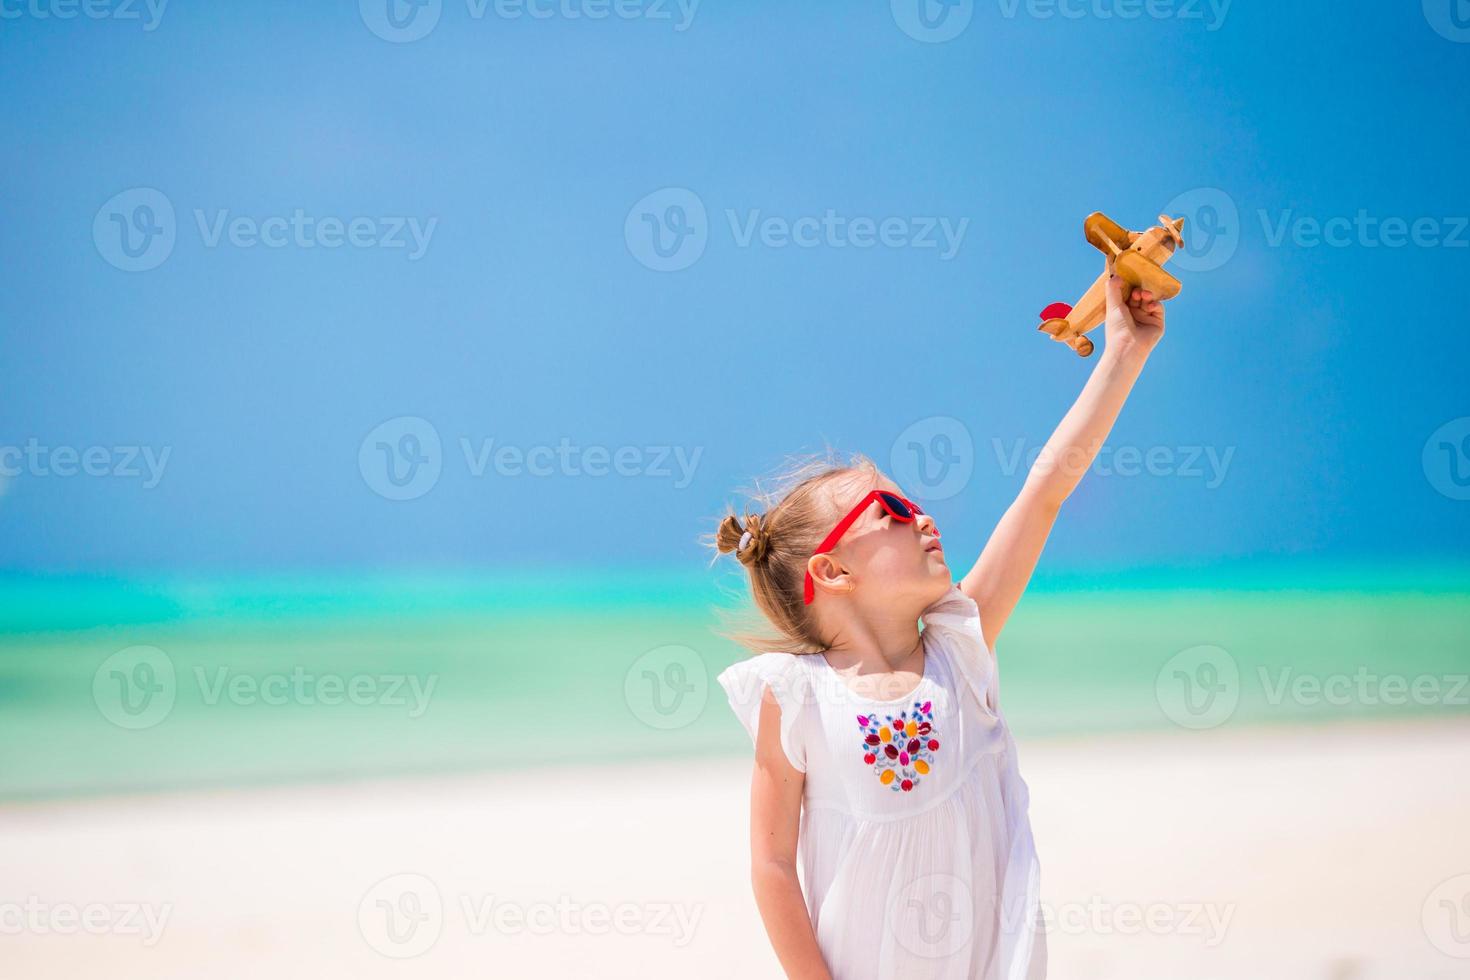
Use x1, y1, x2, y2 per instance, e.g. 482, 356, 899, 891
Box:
1103, 254, 1165, 357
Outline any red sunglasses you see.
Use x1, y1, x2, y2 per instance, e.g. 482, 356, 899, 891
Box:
803, 490, 934, 604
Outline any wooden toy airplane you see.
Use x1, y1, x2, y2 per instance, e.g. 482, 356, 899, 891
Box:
1037, 212, 1186, 357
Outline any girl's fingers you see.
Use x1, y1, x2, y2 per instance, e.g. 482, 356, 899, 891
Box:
1104, 260, 1125, 309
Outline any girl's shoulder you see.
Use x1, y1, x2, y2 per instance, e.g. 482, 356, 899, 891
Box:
715, 651, 818, 772
715, 651, 817, 709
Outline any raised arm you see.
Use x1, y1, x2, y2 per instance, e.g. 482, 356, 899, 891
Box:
748, 686, 831, 980
959, 259, 1165, 650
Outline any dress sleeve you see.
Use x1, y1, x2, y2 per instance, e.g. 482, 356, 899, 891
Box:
715, 652, 808, 773
920, 584, 1001, 715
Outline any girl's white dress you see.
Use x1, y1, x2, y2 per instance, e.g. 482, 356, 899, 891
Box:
716, 584, 1045, 980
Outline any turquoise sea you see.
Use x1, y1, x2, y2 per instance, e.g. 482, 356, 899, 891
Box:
2, 561, 1468, 801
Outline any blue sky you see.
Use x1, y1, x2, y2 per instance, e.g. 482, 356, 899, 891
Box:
1, 0, 1467, 575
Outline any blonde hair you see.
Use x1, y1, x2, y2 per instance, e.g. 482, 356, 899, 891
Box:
702, 449, 881, 653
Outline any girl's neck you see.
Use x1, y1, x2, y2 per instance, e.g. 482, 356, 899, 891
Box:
822, 621, 923, 675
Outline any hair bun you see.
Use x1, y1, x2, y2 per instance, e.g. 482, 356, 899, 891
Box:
717, 512, 770, 566
737, 513, 770, 565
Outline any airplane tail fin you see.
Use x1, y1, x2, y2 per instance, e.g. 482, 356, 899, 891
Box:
1038, 303, 1074, 335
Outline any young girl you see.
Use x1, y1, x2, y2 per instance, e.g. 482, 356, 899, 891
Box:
710, 265, 1165, 980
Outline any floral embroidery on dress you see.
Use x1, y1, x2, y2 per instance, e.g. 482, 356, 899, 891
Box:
856, 701, 939, 792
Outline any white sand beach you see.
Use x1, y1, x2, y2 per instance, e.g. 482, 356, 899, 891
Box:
3, 718, 1468, 979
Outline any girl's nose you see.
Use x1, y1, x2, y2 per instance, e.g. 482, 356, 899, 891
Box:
917, 513, 940, 538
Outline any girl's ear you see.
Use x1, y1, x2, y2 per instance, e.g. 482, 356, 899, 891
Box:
807, 553, 853, 599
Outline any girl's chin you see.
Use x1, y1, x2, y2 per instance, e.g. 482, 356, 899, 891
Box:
925, 566, 953, 591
